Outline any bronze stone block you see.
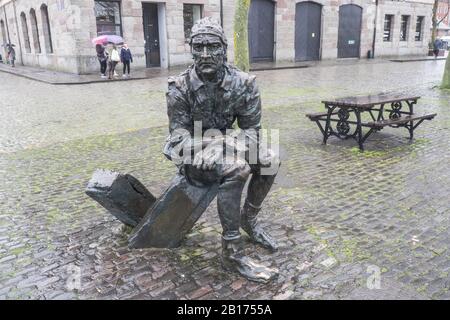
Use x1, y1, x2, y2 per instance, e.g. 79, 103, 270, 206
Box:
85, 169, 156, 227
128, 174, 218, 249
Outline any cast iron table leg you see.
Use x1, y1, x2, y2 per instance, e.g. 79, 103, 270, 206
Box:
355, 109, 364, 151
406, 100, 415, 140
323, 104, 333, 145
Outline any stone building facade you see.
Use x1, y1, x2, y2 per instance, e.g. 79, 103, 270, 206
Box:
435, 0, 449, 37
0, 0, 223, 73
248, 0, 433, 62
0, 0, 434, 74
375, 0, 434, 57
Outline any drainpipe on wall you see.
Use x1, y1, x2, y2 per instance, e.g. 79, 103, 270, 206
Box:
220, 0, 223, 28
371, 0, 379, 58
12, 0, 23, 65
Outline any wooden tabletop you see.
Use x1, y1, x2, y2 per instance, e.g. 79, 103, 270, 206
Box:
322, 93, 421, 108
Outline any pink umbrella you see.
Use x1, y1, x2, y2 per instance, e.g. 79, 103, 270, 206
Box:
91, 35, 108, 46
92, 35, 124, 46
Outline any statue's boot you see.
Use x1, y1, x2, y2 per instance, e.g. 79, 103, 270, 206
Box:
221, 237, 278, 283
241, 201, 279, 252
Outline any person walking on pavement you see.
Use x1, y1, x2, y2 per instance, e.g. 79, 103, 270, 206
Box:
433, 38, 443, 59
96, 44, 108, 79
120, 43, 133, 78
7, 44, 15, 67
106, 43, 120, 80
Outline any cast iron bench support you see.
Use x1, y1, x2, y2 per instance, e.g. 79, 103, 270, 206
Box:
367, 114, 437, 140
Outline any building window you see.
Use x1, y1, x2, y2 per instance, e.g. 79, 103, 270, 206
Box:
183, 4, 202, 41
0, 20, 7, 45
20, 13, 31, 53
40, 4, 53, 53
415, 16, 424, 41
94, 1, 122, 36
30, 9, 41, 53
383, 15, 393, 42
400, 15, 410, 41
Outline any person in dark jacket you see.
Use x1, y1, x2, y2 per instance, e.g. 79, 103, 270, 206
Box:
7, 44, 15, 67
120, 43, 133, 78
433, 38, 443, 59
96, 44, 108, 78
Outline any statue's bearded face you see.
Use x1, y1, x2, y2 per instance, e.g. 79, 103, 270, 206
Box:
191, 34, 225, 77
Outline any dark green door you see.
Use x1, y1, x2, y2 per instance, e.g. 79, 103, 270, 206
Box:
142, 3, 160, 67
337, 4, 362, 58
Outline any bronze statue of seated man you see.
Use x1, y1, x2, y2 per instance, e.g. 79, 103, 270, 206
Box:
87, 17, 280, 283
163, 17, 280, 282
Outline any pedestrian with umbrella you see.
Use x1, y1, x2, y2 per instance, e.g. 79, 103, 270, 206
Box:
92, 35, 123, 80
95, 43, 108, 79
6, 43, 16, 67
106, 42, 121, 79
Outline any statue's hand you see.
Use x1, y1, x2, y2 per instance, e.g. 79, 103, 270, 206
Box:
193, 143, 223, 171
258, 145, 280, 169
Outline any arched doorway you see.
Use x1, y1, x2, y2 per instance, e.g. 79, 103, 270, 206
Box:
40, 4, 53, 53
248, 0, 275, 62
295, 1, 322, 61
30, 8, 41, 54
20, 13, 31, 53
337, 4, 362, 58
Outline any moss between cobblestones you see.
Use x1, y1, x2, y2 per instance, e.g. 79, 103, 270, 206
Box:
137, 90, 166, 100
399, 205, 417, 218
262, 87, 323, 100
349, 148, 387, 158
176, 246, 209, 264
341, 239, 358, 261
1, 270, 17, 280
46, 208, 63, 224
345, 138, 430, 161
15, 257, 34, 271
121, 225, 134, 234
416, 284, 429, 294
9, 245, 31, 256
306, 224, 372, 264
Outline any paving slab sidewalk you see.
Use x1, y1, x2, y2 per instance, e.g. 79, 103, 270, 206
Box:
3, 55, 446, 85
0, 63, 189, 85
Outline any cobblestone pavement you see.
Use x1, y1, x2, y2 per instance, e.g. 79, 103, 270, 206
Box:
0, 59, 449, 300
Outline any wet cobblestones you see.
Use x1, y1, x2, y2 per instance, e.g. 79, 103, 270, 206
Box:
0, 59, 449, 299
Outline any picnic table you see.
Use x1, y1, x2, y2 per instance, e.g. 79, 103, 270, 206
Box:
306, 93, 437, 151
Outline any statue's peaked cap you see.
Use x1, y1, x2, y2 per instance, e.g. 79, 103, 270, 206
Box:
189, 17, 227, 46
